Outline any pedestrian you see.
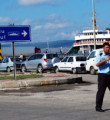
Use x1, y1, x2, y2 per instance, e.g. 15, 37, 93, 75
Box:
19, 53, 23, 59
96, 42, 110, 112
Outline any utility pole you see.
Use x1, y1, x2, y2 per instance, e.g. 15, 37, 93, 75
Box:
92, 0, 97, 50
47, 41, 49, 52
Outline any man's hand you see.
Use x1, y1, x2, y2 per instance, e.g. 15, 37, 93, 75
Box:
105, 56, 110, 61
96, 56, 110, 67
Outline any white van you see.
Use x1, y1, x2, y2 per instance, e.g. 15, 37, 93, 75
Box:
86, 49, 103, 75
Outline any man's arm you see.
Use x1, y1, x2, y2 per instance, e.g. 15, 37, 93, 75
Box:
96, 56, 110, 67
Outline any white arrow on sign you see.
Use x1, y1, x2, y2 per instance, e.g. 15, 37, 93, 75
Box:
22, 30, 27, 37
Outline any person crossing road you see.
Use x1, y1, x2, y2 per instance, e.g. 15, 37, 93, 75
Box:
96, 42, 110, 112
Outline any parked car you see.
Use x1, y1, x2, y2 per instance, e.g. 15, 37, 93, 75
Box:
53, 55, 86, 74
86, 49, 103, 75
15, 56, 27, 71
20, 53, 60, 73
0, 57, 14, 72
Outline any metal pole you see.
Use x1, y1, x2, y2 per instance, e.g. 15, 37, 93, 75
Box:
92, 0, 96, 50
47, 41, 49, 52
12, 42, 16, 80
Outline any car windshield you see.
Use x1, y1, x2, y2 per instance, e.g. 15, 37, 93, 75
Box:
46, 54, 58, 59
76, 57, 86, 61
0, 58, 6, 63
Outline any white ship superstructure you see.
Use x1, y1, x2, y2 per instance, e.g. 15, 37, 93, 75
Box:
73, 29, 110, 52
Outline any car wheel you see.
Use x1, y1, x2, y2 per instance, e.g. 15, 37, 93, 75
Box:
7, 67, 11, 72
54, 66, 59, 73
72, 68, 77, 74
90, 67, 96, 75
37, 65, 43, 73
21, 65, 26, 73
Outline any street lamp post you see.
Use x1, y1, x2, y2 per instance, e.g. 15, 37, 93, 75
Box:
92, 0, 96, 50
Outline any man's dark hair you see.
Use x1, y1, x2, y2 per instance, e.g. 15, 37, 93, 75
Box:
102, 42, 110, 47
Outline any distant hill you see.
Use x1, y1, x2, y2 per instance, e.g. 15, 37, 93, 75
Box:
2, 40, 75, 48
1, 40, 75, 56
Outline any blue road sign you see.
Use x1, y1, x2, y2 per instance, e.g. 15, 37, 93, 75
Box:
0, 25, 31, 42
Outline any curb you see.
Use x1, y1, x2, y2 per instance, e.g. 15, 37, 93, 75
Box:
0, 75, 82, 90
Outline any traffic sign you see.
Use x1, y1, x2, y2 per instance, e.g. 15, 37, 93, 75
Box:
0, 25, 31, 42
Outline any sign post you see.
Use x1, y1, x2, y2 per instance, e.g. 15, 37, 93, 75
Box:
12, 42, 16, 80
0, 25, 31, 80
0, 26, 31, 42
0, 43, 2, 60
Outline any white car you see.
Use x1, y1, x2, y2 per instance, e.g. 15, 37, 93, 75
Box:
86, 49, 103, 75
0, 57, 14, 72
53, 55, 86, 74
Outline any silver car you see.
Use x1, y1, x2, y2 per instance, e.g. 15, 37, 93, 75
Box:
0, 57, 14, 72
21, 53, 60, 73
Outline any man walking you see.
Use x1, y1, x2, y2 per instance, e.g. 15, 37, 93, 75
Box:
96, 42, 110, 112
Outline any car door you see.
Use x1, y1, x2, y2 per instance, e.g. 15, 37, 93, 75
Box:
0, 58, 4, 70
32, 54, 43, 69
86, 51, 96, 71
1, 58, 9, 70
26, 55, 36, 69
59, 57, 68, 70
66, 57, 74, 71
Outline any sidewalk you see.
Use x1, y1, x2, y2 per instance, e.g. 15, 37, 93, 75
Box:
0, 73, 82, 90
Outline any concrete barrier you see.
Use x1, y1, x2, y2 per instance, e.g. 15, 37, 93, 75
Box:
0, 74, 82, 90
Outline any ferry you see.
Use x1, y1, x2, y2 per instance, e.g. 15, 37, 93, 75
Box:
72, 28, 110, 54
68, 0, 110, 55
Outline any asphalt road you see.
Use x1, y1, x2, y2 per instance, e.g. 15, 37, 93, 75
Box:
0, 81, 110, 120
0, 73, 110, 120
78, 73, 98, 84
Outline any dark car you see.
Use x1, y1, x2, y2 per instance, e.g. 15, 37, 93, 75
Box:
15, 56, 27, 71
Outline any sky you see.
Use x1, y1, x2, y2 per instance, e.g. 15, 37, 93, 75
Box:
0, 0, 110, 43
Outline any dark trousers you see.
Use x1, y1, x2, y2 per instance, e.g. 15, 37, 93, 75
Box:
96, 73, 110, 109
